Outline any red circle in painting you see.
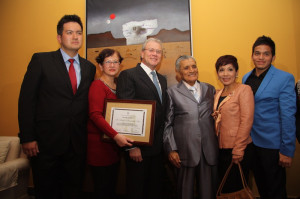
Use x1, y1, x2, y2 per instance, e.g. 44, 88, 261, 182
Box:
110, 13, 116, 20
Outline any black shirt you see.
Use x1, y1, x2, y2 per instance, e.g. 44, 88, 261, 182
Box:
217, 96, 227, 109
244, 66, 271, 95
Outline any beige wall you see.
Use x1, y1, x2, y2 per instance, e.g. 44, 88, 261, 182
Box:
0, 0, 299, 197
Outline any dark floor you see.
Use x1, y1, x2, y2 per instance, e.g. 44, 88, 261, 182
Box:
28, 189, 300, 199
27, 188, 177, 199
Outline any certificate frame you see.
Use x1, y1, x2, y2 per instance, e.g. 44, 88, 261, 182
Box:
103, 99, 156, 146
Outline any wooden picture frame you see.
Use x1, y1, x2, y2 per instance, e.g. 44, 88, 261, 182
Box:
103, 99, 156, 146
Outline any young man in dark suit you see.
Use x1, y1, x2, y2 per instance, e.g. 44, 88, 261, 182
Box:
117, 38, 167, 199
18, 15, 95, 199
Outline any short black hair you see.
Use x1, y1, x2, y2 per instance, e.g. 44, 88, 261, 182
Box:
96, 49, 124, 65
215, 55, 239, 72
252, 35, 275, 56
57, 15, 83, 35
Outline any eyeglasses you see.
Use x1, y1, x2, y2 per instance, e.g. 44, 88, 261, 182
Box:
144, 48, 162, 54
104, 60, 120, 65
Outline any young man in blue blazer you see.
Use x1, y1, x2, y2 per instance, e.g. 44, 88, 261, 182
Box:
242, 35, 296, 199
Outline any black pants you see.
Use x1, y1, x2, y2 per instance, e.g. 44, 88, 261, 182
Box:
125, 153, 163, 199
90, 162, 119, 199
218, 143, 253, 193
30, 147, 85, 199
251, 144, 287, 199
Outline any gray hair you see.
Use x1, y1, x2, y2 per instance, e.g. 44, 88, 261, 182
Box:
142, 38, 163, 51
175, 55, 196, 71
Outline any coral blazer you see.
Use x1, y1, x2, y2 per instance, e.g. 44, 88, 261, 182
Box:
212, 84, 254, 157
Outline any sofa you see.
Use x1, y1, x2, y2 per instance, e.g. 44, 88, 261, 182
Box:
0, 136, 30, 199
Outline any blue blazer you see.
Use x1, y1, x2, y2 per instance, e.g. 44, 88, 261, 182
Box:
242, 65, 296, 157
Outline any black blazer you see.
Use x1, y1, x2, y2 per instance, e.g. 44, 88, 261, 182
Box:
18, 49, 95, 155
296, 82, 300, 143
116, 64, 167, 156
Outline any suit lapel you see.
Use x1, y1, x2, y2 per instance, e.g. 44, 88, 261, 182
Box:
77, 56, 89, 95
255, 65, 275, 99
136, 64, 162, 103
213, 89, 223, 111
213, 88, 231, 111
157, 73, 167, 102
53, 50, 74, 94
176, 81, 198, 103
242, 72, 251, 84
199, 81, 208, 103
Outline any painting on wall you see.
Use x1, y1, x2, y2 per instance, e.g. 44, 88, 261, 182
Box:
86, 0, 192, 86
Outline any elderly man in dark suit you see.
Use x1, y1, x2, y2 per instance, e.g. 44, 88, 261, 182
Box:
18, 15, 95, 199
117, 38, 167, 199
163, 55, 218, 199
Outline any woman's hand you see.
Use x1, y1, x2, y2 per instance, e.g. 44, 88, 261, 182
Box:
232, 155, 243, 164
113, 134, 133, 147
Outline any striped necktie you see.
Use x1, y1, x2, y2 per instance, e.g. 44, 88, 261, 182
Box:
151, 71, 162, 102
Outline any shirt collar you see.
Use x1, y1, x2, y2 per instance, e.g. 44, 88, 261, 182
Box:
250, 65, 271, 79
60, 48, 80, 64
141, 62, 156, 75
183, 80, 199, 90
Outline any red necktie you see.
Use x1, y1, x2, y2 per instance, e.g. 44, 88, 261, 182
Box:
68, 59, 77, 94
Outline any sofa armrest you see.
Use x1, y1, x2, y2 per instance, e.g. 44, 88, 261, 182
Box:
0, 158, 30, 170
0, 158, 30, 191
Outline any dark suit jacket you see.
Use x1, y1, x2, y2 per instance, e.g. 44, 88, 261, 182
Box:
116, 64, 167, 156
18, 49, 96, 155
163, 81, 218, 167
296, 82, 300, 143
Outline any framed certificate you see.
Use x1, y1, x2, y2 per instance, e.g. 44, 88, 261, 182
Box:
103, 99, 156, 146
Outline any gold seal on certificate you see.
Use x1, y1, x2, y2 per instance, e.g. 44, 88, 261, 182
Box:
103, 99, 156, 146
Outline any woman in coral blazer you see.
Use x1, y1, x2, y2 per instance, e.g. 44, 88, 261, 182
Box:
212, 55, 254, 193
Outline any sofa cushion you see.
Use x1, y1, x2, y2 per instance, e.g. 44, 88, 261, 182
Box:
0, 140, 11, 164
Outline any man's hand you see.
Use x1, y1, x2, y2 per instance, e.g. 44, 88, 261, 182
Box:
113, 134, 133, 147
22, 141, 39, 157
279, 153, 292, 168
168, 151, 181, 168
129, 147, 143, 162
